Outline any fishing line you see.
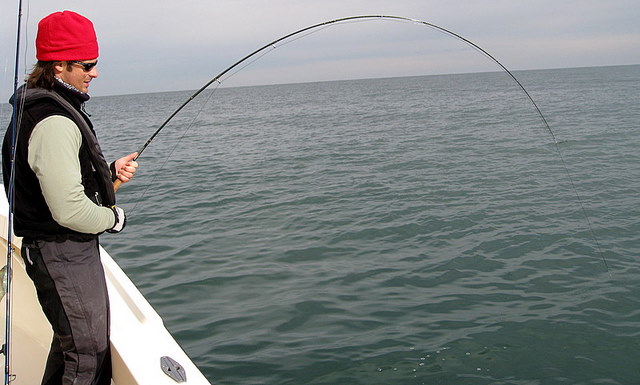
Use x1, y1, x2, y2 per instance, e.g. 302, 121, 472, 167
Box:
122, 15, 609, 271
218, 23, 348, 84
126, 83, 223, 216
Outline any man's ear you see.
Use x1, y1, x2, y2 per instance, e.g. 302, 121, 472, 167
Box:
53, 61, 65, 76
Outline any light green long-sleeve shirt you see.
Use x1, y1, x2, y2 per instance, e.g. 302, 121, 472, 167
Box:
28, 115, 116, 234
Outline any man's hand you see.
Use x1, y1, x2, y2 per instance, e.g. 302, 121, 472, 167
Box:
114, 152, 139, 183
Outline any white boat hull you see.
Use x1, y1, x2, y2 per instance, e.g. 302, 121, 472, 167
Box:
0, 192, 212, 384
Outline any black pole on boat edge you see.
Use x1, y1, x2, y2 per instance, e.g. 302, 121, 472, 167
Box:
4, 1, 24, 383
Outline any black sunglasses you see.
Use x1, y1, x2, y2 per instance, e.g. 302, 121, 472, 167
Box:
70, 60, 98, 72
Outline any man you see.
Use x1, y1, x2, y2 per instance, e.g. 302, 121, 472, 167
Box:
2, 10, 138, 385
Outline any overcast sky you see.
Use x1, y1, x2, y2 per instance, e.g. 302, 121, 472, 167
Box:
1, 0, 639, 99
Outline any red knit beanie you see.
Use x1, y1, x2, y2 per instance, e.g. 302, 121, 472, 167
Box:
36, 11, 99, 61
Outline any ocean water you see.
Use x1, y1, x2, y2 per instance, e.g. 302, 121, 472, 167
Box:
12, 65, 640, 384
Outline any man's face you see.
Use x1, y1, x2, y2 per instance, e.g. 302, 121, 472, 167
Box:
55, 59, 99, 93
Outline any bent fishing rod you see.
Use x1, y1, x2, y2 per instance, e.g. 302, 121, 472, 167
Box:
113, 14, 554, 192
114, 15, 608, 272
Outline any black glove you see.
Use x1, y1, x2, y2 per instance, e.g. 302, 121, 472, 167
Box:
107, 206, 126, 233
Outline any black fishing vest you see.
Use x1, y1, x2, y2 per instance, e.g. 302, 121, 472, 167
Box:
2, 84, 116, 242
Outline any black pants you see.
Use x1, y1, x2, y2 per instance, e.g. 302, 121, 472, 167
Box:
22, 238, 111, 385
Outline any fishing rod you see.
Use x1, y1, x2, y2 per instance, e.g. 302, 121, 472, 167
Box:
115, 14, 556, 191
115, 15, 608, 272
3, 0, 24, 383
